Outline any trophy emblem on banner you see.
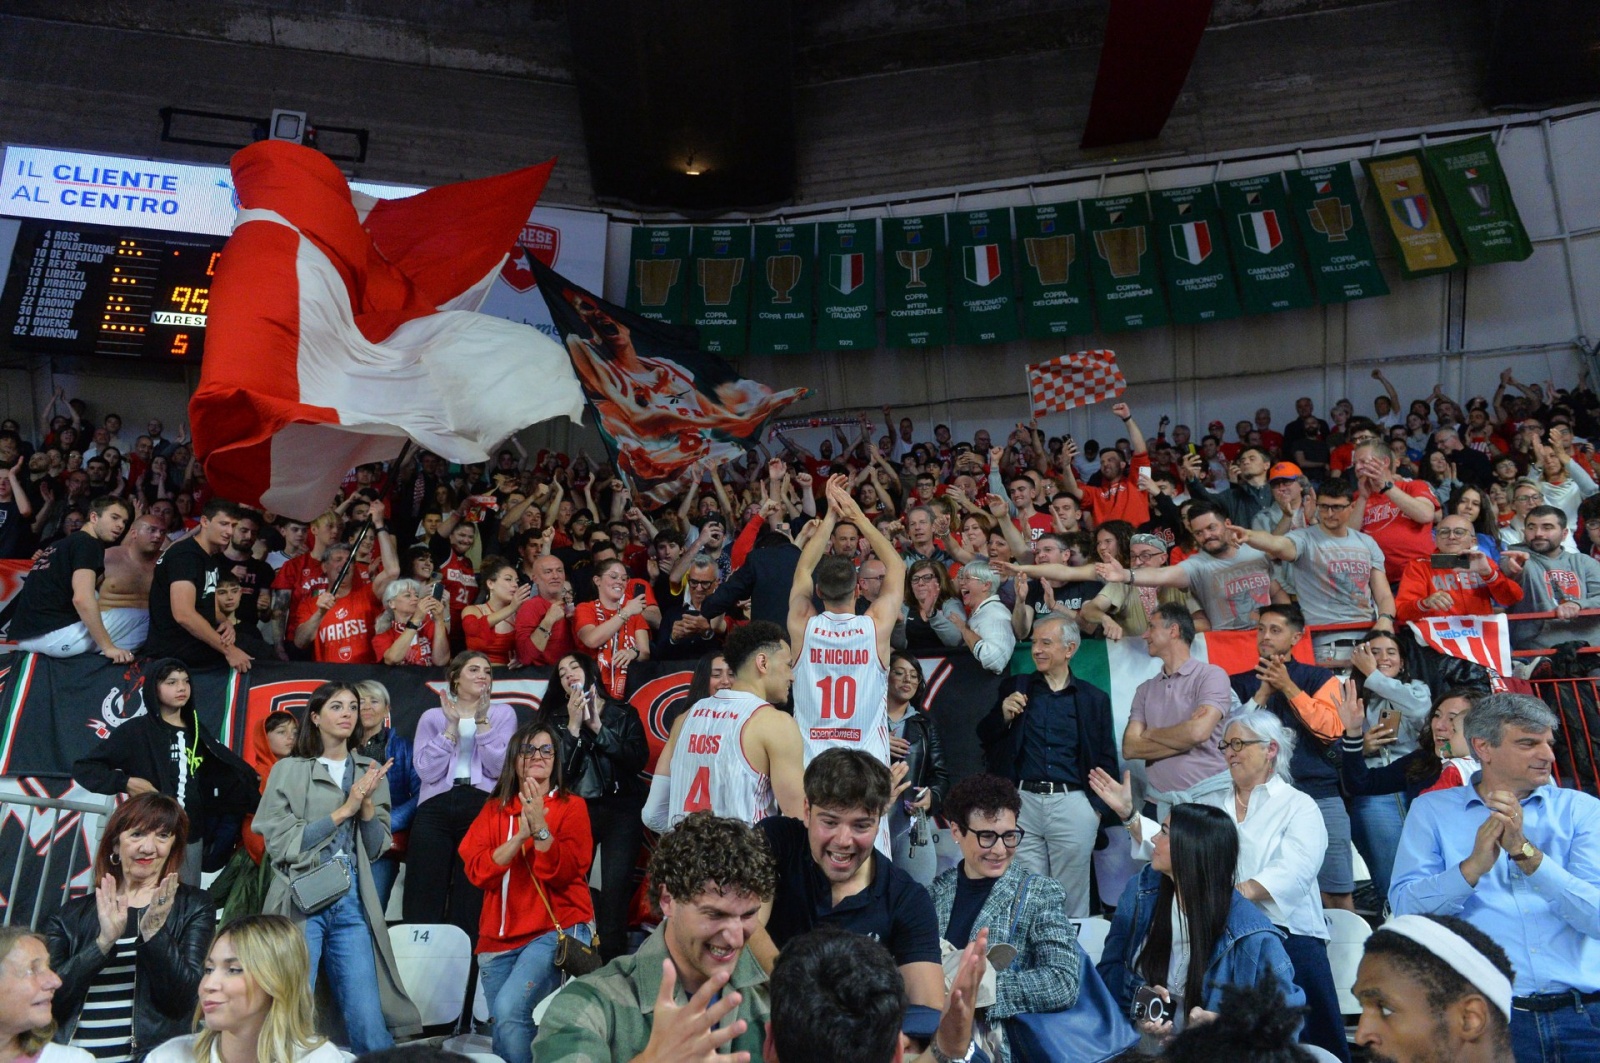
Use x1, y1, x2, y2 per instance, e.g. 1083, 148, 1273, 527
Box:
896, 248, 932, 289
634, 258, 681, 307
697, 257, 745, 306
766, 254, 802, 303
1308, 197, 1354, 242
1025, 235, 1074, 286
1094, 227, 1146, 279
1466, 170, 1494, 215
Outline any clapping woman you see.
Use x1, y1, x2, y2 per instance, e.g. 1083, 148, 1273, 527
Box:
254, 683, 420, 1052
460, 721, 595, 1063
45, 794, 214, 1062
406, 651, 516, 939
552, 653, 647, 963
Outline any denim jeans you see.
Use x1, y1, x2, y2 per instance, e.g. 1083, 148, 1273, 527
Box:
304, 880, 394, 1054
370, 853, 400, 913
1510, 996, 1600, 1062
1280, 931, 1351, 1063
1349, 791, 1407, 905
479, 923, 593, 1063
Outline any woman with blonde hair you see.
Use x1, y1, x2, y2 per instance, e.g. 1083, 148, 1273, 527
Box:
0, 925, 91, 1061
145, 914, 341, 1063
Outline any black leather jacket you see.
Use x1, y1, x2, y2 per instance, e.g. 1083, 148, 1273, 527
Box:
895, 707, 950, 816
46, 883, 215, 1061
557, 695, 649, 804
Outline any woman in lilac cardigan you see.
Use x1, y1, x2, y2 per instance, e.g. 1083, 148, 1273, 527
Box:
402, 650, 517, 943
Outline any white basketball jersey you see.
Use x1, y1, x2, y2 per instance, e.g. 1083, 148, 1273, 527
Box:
665, 690, 774, 828
792, 611, 890, 767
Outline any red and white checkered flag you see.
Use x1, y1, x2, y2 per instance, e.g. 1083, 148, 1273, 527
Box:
1026, 349, 1126, 418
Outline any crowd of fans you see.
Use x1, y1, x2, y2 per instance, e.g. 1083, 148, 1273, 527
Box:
2, 366, 1597, 1062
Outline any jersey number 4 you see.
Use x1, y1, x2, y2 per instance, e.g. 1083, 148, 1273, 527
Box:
814, 675, 857, 720
683, 766, 712, 813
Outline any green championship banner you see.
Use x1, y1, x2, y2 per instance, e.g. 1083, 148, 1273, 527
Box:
1014, 204, 1094, 338
749, 223, 815, 354
687, 226, 752, 355
1149, 186, 1242, 325
882, 215, 950, 348
1362, 152, 1463, 278
1217, 175, 1317, 315
814, 220, 877, 350
948, 210, 1020, 345
625, 225, 691, 323
1083, 195, 1169, 331
1424, 135, 1534, 266
1284, 163, 1390, 304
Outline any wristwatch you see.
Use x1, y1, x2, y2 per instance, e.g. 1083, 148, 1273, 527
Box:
531, 827, 552, 842
930, 1038, 977, 1063
1512, 840, 1538, 864
1379, 481, 1395, 493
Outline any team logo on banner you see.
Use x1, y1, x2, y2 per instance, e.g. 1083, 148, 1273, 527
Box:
499, 225, 560, 293
1168, 221, 1212, 265
963, 244, 1003, 286
1238, 211, 1284, 254
1392, 195, 1432, 231
828, 253, 865, 295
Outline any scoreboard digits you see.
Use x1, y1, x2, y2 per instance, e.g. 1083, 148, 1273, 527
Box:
1, 220, 226, 359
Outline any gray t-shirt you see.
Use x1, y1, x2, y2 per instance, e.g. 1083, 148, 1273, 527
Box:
1177, 545, 1273, 630
1285, 525, 1386, 626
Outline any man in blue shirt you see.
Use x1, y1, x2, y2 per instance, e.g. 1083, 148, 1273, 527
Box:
1390, 692, 1600, 1062
976, 615, 1118, 916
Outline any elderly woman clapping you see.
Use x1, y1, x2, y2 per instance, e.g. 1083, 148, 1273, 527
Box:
1090, 709, 1350, 1062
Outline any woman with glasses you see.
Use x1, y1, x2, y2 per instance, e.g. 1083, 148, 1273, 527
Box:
1502, 478, 1544, 547
902, 559, 965, 651
1098, 803, 1303, 1049
461, 720, 593, 1063
1090, 708, 1348, 1061
929, 774, 1080, 1063
886, 652, 949, 886
551, 652, 647, 963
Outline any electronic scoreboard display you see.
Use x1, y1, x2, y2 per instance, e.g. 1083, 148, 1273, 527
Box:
0, 219, 227, 360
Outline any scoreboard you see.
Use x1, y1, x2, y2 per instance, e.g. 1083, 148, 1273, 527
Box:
0, 219, 227, 360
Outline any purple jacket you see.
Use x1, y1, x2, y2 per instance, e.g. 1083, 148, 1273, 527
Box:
413, 703, 516, 805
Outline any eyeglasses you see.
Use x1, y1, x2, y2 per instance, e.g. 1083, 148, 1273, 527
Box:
517, 744, 556, 760
1316, 502, 1351, 512
966, 828, 1025, 849
687, 578, 716, 589
910, 573, 939, 583
1217, 738, 1270, 753
1435, 528, 1475, 539
1130, 550, 1165, 562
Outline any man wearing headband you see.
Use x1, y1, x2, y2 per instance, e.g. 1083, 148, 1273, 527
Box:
1354, 914, 1515, 1063
1390, 693, 1600, 1061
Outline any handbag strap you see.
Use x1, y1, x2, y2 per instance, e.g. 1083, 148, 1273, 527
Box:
519, 847, 569, 941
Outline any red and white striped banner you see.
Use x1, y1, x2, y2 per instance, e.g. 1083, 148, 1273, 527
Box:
1407, 614, 1512, 690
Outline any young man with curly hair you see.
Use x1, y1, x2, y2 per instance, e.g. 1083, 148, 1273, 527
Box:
533, 811, 776, 1063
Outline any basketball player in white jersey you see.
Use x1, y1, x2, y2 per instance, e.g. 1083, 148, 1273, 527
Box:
788, 476, 905, 765
643, 620, 806, 833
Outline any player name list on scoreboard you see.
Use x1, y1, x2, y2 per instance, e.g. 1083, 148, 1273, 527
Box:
9, 228, 113, 342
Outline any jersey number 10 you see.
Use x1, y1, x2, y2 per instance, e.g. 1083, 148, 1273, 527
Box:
814, 675, 857, 720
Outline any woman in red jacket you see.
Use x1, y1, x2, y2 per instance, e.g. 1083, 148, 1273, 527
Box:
459, 719, 593, 1063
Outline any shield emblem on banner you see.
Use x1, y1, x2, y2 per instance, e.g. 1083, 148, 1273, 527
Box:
500, 224, 561, 292
1392, 195, 1431, 231
1468, 184, 1493, 214
1238, 211, 1283, 254
963, 244, 1002, 286
829, 253, 864, 295
1169, 221, 1213, 265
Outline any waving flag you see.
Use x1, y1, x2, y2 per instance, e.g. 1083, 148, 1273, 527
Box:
530, 257, 806, 506
1026, 349, 1127, 418
1407, 615, 1511, 690
190, 142, 585, 519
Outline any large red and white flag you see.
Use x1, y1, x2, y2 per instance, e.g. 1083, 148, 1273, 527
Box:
191, 142, 585, 519
1026, 349, 1126, 418
1407, 614, 1512, 690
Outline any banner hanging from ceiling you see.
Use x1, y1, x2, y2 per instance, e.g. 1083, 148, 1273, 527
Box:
1149, 185, 1243, 325
882, 215, 950, 348
1015, 203, 1095, 339
749, 222, 815, 354
1283, 162, 1390, 304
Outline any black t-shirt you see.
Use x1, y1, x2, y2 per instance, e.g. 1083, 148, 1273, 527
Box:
221, 552, 275, 625
946, 869, 1001, 949
144, 538, 222, 664
1026, 578, 1102, 616
0, 498, 28, 560
758, 816, 942, 967
9, 530, 106, 641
